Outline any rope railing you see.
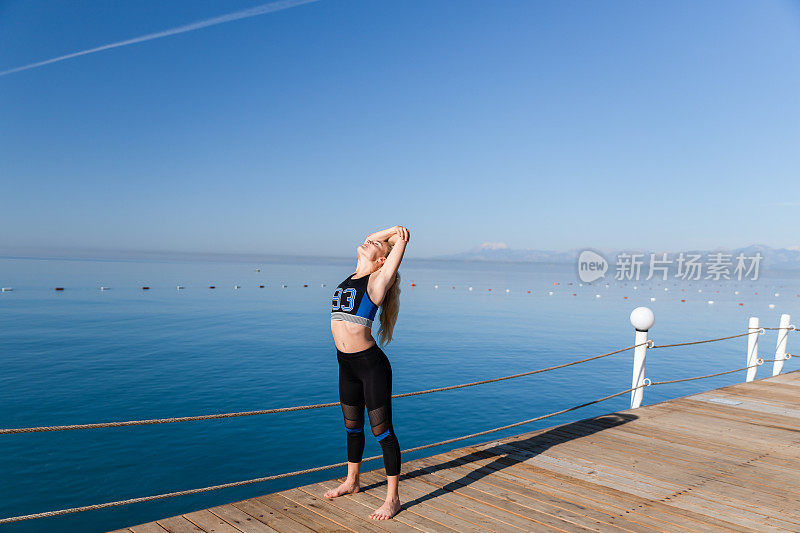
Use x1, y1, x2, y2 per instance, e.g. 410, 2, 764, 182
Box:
0, 342, 648, 435
0, 357, 770, 525
649, 329, 761, 349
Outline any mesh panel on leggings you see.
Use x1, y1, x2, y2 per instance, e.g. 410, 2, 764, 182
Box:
341, 403, 364, 427
367, 405, 390, 436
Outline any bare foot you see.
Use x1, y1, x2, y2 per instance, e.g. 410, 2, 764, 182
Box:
369, 497, 401, 520
324, 478, 359, 499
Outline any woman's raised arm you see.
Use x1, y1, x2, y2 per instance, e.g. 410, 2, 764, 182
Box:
365, 226, 400, 244
377, 227, 409, 286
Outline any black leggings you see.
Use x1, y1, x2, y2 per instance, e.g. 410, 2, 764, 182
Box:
336, 343, 401, 476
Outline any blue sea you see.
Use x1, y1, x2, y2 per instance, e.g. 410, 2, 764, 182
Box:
1, 256, 798, 532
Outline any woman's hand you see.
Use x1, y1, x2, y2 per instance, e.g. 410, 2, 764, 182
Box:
389, 226, 410, 244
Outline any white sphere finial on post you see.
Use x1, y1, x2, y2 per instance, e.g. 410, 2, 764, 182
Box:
629, 307, 653, 409
630, 306, 655, 332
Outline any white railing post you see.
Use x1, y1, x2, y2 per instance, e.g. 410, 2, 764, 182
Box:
630, 307, 654, 409
773, 314, 791, 376
746, 317, 759, 382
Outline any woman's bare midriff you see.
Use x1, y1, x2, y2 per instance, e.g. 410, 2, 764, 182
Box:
331, 320, 377, 352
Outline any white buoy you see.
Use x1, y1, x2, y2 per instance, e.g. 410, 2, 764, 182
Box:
664, 287, 669, 291
633, 286, 637, 290
650, 297, 656, 302
774, 293, 780, 297
596, 294, 601, 298
468, 286, 473, 291
734, 290, 739, 295
434, 285, 438, 289
548, 291, 554, 295
769, 304, 776, 309
505, 288, 510, 293
707, 300, 714, 305
698, 289, 702, 293
579, 283, 583, 287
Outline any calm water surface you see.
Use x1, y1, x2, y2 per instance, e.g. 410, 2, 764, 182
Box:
1, 256, 798, 531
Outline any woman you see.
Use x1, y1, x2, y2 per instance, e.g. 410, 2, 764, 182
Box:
323, 225, 410, 520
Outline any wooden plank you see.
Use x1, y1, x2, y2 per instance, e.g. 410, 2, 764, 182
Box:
542, 422, 800, 489
412, 454, 658, 533
129, 524, 169, 533
453, 448, 762, 533
155, 515, 206, 533
556, 420, 800, 499
490, 443, 792, 533
207, 504, 280, 532
580, 414, 800, 467
434, 448, 756, 533
230, 495, 322, 532
389, 457, 597, 532
369, 465, 538, 532
504, 438, 800, 530
538, 426, 800, 518
182, 509, 243, 533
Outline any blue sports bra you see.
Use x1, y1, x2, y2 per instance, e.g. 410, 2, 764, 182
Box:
331, 273, 379, 328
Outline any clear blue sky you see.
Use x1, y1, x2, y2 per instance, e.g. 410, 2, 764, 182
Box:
2, 0, 799, 258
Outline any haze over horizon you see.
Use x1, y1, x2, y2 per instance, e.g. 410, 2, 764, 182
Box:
2, 0, 799, 258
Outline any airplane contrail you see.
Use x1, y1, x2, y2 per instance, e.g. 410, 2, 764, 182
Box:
0, 0, 322, 78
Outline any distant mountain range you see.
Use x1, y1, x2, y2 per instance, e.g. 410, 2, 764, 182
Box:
434, 242, 800, 270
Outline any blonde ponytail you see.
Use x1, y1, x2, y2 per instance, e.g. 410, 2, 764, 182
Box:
377, 271, 401, 346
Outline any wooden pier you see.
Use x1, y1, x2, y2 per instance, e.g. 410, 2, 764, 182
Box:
115, 369, 800, 532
